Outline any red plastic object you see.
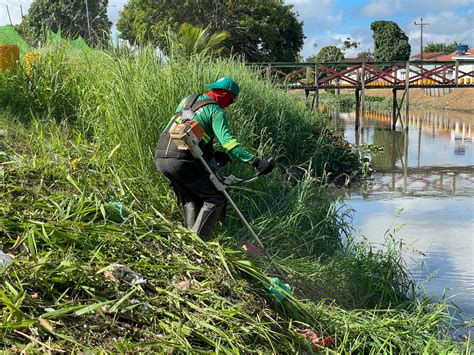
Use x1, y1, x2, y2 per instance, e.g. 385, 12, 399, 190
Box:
243, 242, 266, 258
296, 329, 333, 350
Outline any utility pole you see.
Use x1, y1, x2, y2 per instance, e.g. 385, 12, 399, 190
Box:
84, 0, 91, 40
20, 4, 24, 19
6, 5, 13, 26
414, 18, 430, 63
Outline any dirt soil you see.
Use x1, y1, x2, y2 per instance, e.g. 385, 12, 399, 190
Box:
347, 88, 474, 113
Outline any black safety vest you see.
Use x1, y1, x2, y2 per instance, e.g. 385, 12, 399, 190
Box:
155, 94, 217, 160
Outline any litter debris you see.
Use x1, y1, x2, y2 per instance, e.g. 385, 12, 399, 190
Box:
243, 242, 266, 258
0, 251, 13, 267
296, 329, 333, 350
70, 157, 82, 170
172, 277, 200, 293
269, 277, 291, 302
108, 264, 146, 285
38, 318, 54, 332
105, 200, 126, 223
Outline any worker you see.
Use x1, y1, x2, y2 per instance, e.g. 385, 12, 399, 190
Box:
155, 77, 275, 240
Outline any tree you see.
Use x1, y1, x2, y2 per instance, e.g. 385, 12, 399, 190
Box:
307, 46, 344, 63
307, 46, 345, 88
424, 41, 458, 53
117, 0, 304, 62
370, 21, 411, 61
343, 37, 359, 51
357, 51, 374, 61
23, 0, 111, 46
166, 24, 229, 59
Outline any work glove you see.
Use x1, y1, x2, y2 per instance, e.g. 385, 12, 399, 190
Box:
252, 158, 275, 176
214, 151, 231, 167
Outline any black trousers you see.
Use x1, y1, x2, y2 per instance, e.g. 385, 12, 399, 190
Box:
155, 157, 226, 213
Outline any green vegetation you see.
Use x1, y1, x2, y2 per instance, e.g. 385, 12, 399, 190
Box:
117, 0, 304, 62
0, 44, 471, 352
307, 45, 345, 64
424, 41, 458, 54
165, 23, 229, 59
20, 0, 111, 46
315, 92, 395, 112
371, 21, 411, 61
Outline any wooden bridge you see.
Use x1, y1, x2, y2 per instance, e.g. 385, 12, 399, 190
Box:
248, 60, 474, 130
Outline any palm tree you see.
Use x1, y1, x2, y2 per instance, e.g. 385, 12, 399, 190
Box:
166, 23, 229, 59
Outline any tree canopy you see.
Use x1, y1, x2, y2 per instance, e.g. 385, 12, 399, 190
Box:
116, 0, 305, 62
22, 0, 111, 46
357, 51, 374, 61
307, 45, 344, 63
424, 41, 458, 53
370, 21, 411, 61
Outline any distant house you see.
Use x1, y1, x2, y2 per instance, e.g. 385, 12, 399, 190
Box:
409, 52, 446, 61
344, 57, 371, 63
431, 48, 474, 82
344, 57, 371, 82
435, 48, 474, 62
398, 46, 474, 83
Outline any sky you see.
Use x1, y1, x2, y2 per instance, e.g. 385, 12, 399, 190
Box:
1, 0, 473, 59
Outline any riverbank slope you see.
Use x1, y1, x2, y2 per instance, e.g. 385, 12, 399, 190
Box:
0, 46, 469, 352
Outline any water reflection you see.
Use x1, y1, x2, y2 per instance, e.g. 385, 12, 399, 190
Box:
333, 110, 474, 171
333, 109, 474, 331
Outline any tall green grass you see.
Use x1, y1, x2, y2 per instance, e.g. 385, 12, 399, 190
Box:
1, 44, 471, 351
2, 115, 469, 352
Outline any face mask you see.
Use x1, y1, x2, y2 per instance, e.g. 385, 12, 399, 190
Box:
206, 89, 237, 109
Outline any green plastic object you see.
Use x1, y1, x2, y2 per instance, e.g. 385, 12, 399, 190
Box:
206, 77, 240, 96
269, 277, 291, 302
0, 25, 30, 56
106, 200, 126, 223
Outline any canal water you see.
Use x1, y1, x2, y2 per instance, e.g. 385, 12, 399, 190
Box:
332, 109, 474, 335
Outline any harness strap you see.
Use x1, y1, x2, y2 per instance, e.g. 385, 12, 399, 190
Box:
191, 98, 217, 112
183, 93, 201, 110
157, 94, 218, 159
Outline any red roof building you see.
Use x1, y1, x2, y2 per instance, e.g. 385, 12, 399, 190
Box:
410, 52, 446, 61
344, 57, 371, 63
435, 49, 474, 61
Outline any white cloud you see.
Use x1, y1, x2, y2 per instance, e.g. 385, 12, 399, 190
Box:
286, 0, 343, 32
107, 0, 127, 24
286, 0, 345, 58
107, 0, 127, 38
412, 0, 472, 13
0, 0, 32, 26
405, 10, 474, 53
361, 0, 402, 18
361, 0, 472, 18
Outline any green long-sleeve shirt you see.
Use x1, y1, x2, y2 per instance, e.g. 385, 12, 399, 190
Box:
174, 94, 255, 163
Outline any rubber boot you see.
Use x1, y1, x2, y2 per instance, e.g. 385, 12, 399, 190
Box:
182, 201, 198, 229
191, 202, 224, 241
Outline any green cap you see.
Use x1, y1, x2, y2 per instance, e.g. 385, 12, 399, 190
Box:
206, 77, 240, 96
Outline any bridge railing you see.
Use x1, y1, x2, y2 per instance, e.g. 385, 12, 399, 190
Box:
246, 60, 474, 89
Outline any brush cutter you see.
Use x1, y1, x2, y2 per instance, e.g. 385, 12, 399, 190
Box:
169, 121, 272, 260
